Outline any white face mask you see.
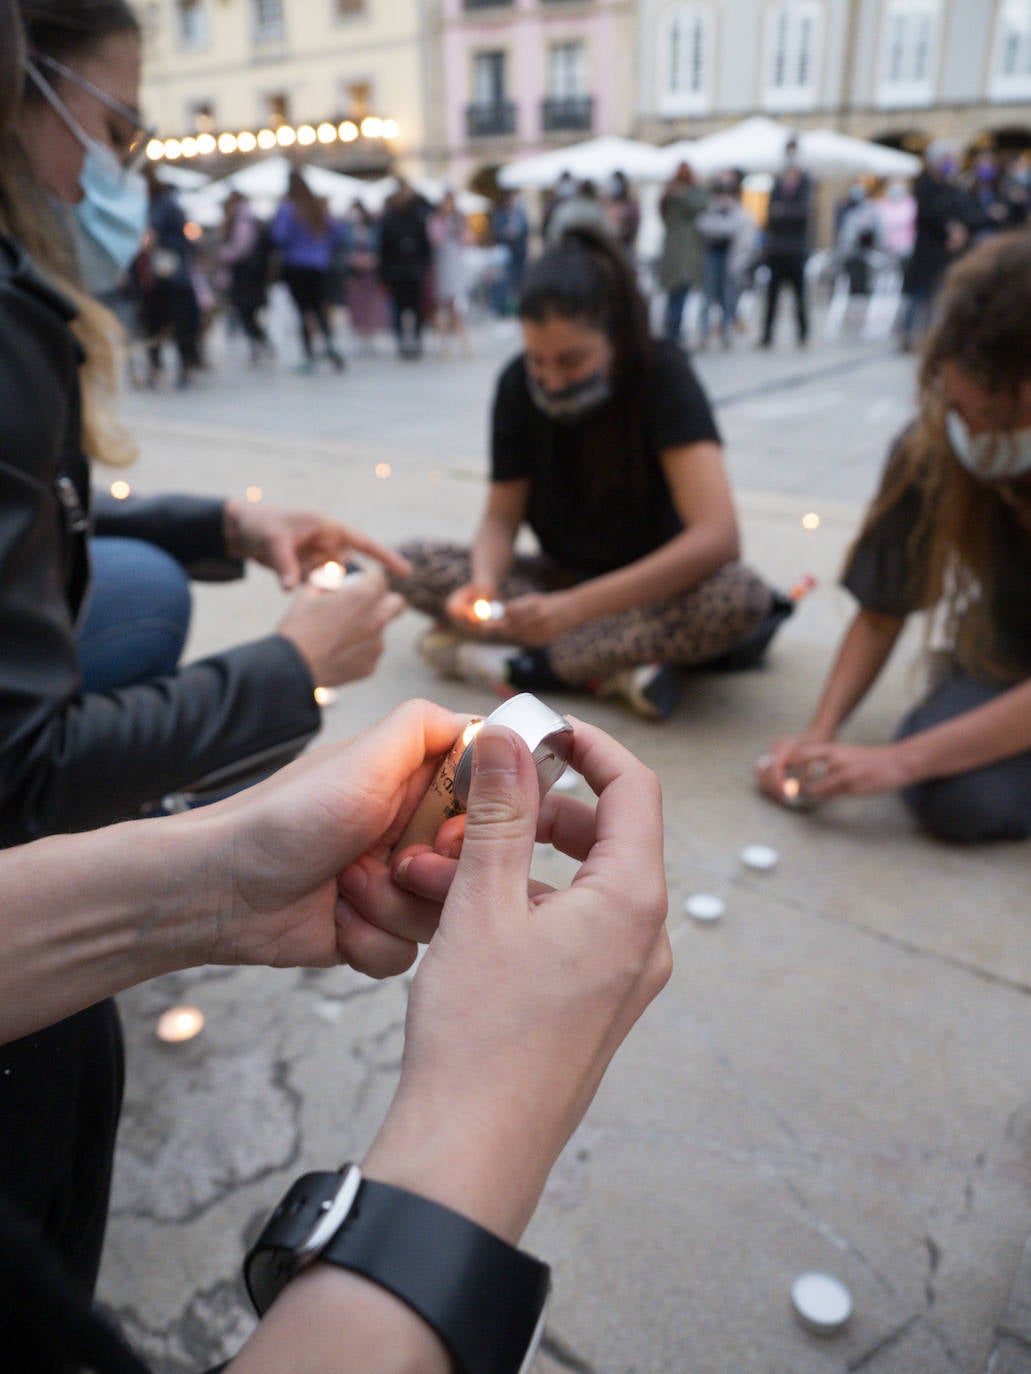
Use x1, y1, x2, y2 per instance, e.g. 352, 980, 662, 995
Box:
946, 410, 1031, 481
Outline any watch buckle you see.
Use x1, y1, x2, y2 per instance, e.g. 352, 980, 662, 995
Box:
295, 1163, 363, 1268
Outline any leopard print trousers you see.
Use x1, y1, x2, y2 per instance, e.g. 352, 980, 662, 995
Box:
395, 540, 776, 685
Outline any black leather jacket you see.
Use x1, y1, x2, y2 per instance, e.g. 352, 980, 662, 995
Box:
0, 234, 320, 844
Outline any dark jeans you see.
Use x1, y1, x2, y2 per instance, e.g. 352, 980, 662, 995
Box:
281, 265, 336, 360
897, 668, 1031, 842
762, 253, 808, 344
0, 1001, 125, 1370
388, 276, 425, 353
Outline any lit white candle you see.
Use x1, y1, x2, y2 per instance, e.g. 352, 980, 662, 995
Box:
156, 1006, 205, 1043
309, 561, 347, 591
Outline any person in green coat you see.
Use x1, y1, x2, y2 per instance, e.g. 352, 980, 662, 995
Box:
658, 161, 707, 346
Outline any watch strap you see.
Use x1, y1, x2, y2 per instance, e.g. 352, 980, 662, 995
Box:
245, 1169, 550, 1374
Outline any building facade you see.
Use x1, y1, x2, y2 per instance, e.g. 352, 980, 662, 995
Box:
422, 0, 638, 191
636, 0, 1031, 157
140, 0, 432, 176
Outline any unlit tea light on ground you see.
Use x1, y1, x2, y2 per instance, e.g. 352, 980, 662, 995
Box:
685, 893, 725, 922
741, 844, 779, 871
790, 1272, 852, 1335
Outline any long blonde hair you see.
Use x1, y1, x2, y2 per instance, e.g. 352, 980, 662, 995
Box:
0, 0, 140, 467
850, 232, 1031, 682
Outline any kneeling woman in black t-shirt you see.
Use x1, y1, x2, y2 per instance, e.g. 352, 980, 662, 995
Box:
400, 227, 788, 720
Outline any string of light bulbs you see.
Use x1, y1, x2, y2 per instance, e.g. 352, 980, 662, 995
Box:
147, 116, 400, 162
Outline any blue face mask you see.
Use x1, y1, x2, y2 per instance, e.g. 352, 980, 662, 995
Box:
24, 59, 148, 293
73, 137, 148, 291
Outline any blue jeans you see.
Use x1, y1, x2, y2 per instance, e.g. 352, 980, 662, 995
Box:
76, 537, 192, 692
701, 246, 736, 342
664, 286, 692, 344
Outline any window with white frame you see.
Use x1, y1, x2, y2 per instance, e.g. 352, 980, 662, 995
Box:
877, 0, 940, 106
658, 4, 713, 116
175, 0, 208, 49
253, 0, 285, 43
990, 0, 1031, 100
763, 1, 822, 111
548, 41, 588, 98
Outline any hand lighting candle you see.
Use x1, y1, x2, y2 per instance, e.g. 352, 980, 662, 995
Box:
391, 693, 574, 854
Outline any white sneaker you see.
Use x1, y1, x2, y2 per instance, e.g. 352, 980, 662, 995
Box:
417, 628, 516, 690
597, 663, 678, 721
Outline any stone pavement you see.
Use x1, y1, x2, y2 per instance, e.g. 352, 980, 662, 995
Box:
97, 306, 1031, 1373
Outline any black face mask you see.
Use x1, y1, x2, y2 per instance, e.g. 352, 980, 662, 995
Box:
526, 368, 612, 424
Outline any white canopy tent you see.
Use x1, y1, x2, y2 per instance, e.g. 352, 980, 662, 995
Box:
658, 116, 920, 180
498, 135, 670, 190
799, 129, 921, 178
360, 176, 491, 216
152, 163, 211, 192
180, 156, 374, 226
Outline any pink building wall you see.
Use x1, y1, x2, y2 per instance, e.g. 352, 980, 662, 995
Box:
442, 0, 625, 186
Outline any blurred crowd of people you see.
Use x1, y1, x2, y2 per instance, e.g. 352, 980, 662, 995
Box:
102, 135, 1031, 389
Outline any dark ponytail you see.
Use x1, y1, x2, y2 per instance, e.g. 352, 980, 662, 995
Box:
518, 225, 652, 386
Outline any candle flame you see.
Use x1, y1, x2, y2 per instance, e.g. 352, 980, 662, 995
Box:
461, 719, 485, 748
472, 599, 492, 621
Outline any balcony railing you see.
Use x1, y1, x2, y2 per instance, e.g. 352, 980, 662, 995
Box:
541, 95, 594, 133
466, 101, 517, 138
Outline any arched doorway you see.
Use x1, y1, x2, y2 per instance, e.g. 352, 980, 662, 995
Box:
974, 123, 1031, 154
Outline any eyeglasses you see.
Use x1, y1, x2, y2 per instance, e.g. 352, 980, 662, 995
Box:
31, 51, 156, 171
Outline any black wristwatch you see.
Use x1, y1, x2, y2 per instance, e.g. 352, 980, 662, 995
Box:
244, 1164, 551, 1374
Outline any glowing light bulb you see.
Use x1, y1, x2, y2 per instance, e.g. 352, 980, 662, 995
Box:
257, 129, 277, 150
297, 124, 316, 146
276, 126, 297, 147
163, 138, 182, 159
217, 132, 238, 155
180, 136, 199, 158
317, 122, 337, 144
146, 138, 164, 161
238, 130, 258, 153
361, 116, 383, 139
338, 121, 359, 142
196, 133, 216, 156
156, 1006, 205, 1043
